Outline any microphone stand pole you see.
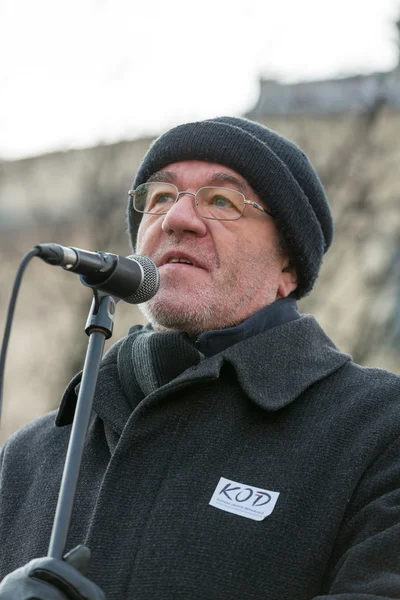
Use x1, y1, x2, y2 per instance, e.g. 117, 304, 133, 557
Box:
47, 290, 117, 559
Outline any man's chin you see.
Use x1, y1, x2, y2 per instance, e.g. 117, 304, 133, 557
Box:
137, 296, 214, 336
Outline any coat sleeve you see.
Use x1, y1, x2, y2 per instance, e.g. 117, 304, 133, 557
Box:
313, 434, 400, 599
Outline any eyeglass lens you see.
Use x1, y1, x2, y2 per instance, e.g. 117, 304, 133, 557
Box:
134, 182, 245, 220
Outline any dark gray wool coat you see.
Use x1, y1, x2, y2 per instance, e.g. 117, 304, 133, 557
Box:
1, 315, 400, 599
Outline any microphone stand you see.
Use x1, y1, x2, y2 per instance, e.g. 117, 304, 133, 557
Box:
47, 290, 117, 559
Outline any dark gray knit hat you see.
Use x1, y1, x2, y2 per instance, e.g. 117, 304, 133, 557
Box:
127, 116, 333, 298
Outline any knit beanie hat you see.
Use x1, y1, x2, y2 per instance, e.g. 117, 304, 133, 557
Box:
127, 116, 333, 298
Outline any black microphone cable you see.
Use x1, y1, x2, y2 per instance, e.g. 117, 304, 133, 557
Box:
0, 248, 41, 425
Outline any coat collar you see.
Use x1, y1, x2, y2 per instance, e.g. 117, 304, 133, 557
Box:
194, 297, 300, 357
56, 315, 351, 426
221, 315, 351, 410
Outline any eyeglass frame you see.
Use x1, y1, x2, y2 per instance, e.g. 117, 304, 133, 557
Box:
128, 182, 274, 221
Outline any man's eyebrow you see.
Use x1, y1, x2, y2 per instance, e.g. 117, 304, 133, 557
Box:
146, 171, 176, 184
208, 172, 250, 195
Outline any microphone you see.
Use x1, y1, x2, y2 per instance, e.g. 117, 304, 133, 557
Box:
35, 243, 160, 303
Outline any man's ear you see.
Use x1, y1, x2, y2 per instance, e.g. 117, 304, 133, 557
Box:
277, 264, 298, 299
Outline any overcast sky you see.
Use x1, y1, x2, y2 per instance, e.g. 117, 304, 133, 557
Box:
1, 0, 399, 159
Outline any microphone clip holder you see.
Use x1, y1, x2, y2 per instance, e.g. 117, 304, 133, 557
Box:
85, 289, 118, 339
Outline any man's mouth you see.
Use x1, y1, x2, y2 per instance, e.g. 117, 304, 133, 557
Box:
166, 257, 193, 265
158, 251, 204, 269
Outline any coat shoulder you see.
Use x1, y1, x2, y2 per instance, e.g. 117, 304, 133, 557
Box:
339, 360, 400, 398
1, 411, 70, 471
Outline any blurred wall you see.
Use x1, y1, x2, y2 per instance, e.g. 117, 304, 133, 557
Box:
0, 109, 399, 442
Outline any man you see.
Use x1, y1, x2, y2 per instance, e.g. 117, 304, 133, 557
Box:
0, 116, 400, 599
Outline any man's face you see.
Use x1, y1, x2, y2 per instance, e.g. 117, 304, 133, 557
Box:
136, 161, 297, 335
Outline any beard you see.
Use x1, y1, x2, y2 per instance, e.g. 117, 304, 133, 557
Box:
137, 237, 284, 336
137, 280, 216, 336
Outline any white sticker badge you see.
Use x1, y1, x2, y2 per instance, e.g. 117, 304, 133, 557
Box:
209, 477, 280, 521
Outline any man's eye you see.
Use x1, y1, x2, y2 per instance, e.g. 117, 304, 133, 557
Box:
211, 195, 234, 208
154, 193, 174, 204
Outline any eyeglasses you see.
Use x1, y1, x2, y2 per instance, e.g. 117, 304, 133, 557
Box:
129, 182, 274, 221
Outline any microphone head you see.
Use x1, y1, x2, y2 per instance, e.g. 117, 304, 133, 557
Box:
124, 254, 160, 304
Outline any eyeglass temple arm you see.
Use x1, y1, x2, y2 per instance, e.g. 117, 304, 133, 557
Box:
244, 198, 274, 218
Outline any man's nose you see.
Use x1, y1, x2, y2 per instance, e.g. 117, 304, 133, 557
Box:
161, 193, 207, 237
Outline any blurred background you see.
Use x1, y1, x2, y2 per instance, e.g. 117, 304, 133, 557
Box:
1, 0, 400, 442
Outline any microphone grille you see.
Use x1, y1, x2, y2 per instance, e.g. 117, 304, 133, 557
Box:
125, 254, 160, 304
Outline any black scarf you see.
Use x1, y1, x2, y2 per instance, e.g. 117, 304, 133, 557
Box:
117, 325, 204, 409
